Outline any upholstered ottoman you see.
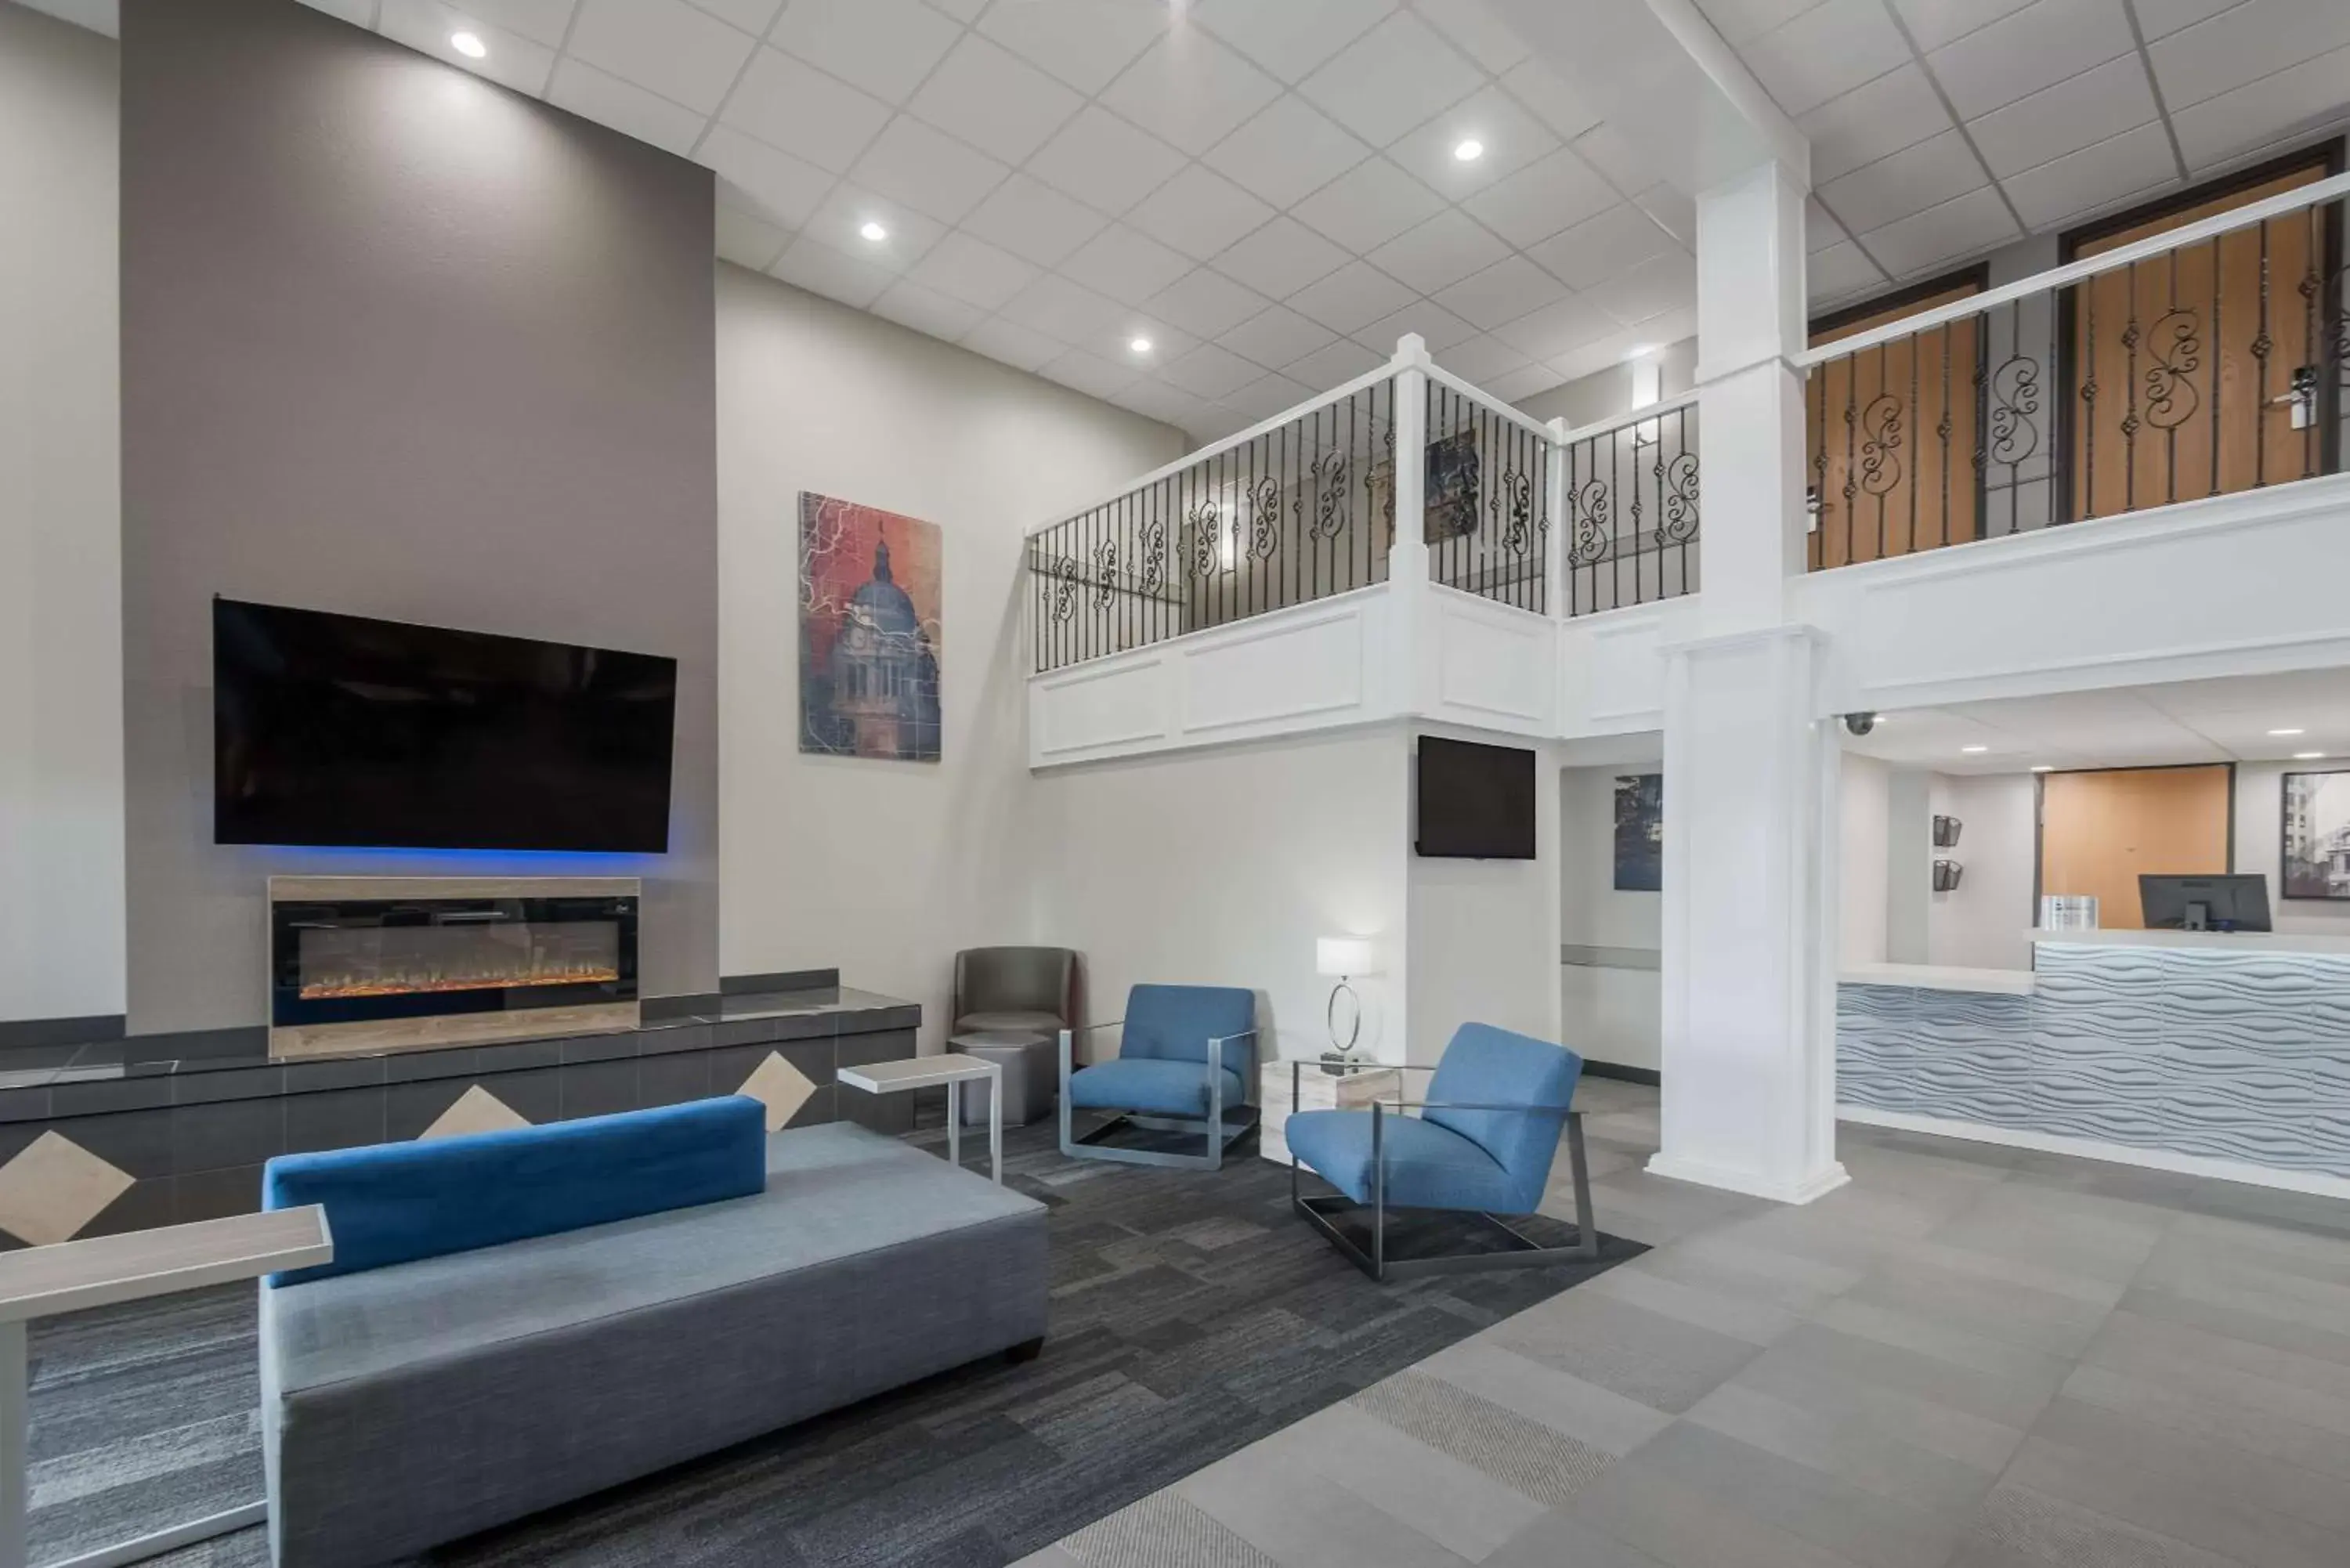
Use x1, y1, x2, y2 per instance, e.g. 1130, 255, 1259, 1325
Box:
954, 1029, 1054, 1126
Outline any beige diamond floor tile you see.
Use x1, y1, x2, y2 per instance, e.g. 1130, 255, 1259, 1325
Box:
0, 1131, 134, 1245
421, 1084, 531, 1141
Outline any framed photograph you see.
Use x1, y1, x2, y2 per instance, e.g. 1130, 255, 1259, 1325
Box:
2282, 770, 2350, 898
798, 493, 942, 761
1614, 774, 1663, 892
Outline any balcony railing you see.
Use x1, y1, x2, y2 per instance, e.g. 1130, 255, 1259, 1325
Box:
1801, 171, 2350, 570
1560, 392, 1701, 617
1423, 368, 1556, 615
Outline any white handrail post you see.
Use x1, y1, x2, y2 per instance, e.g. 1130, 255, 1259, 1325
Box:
1387, 334, 1432, 716
1544, 416, 1570, 621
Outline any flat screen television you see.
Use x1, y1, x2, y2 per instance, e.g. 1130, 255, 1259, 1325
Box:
213, 598, 677, 853
1415, 736, 1536, 859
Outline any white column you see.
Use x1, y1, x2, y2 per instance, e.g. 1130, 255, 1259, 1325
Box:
1386, 335, 1433, 715
1647, 159, 1849, 1203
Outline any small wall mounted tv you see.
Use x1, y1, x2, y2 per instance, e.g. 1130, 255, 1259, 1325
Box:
1415, 736, 1536, 859
213, 598, 677, 853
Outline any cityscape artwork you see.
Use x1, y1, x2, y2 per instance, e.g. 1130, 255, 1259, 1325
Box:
2283, 770, 2350, 898
1614, 773, 1663, 892
798, 492, 942, 762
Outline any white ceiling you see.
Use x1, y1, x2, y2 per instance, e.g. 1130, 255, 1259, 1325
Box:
1701, 0, 2350, 312
1845, 669, 2350, 774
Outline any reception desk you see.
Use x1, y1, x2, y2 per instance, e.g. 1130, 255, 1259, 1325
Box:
1838, 931, 2350, 1191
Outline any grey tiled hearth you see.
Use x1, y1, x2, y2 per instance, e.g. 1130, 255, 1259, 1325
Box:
0, 976, 918, 1249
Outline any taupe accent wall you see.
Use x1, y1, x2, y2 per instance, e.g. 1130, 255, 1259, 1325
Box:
121, 0, 719, 1030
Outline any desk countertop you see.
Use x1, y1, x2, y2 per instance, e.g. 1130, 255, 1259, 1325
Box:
1839, 963, 2036, 995
2028, 928, 2350, 956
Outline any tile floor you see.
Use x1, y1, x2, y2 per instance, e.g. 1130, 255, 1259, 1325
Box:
1015, 1078, 2350, 1568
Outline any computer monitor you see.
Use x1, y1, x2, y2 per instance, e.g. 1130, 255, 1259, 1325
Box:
2139, 874, 2272, 932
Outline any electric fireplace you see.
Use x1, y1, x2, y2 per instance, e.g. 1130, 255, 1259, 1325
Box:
267, 876, 640, 1058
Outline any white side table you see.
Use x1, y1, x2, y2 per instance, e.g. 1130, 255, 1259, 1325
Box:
837, 1054, 1003, 1183
1258, 1060, 1403, 1165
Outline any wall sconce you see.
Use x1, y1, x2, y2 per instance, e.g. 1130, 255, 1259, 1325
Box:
1316, 935, 1380, 1066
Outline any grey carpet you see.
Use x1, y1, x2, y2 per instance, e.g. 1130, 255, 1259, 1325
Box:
30, 1116, 1640, 1568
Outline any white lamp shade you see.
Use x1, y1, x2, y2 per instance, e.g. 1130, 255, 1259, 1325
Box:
1317, 936, 1379, 977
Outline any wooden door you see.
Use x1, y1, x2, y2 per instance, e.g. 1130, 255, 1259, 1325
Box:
1809, 275, 1986, 567
2038, 765, 2232, 930
2066, 153, 2337, 521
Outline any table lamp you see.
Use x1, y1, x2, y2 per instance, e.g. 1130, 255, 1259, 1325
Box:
1316, 936, 1379, 1070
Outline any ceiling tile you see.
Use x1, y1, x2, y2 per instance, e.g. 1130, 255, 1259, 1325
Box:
1968, 53, 2161, 179
1220, 304, 1340, 369
295, 0, 374, 23
714, 204, 790, 270
2170, 41, 2350, 171
1298, 10, 1485, 147
1889, 0, 2037, 51
1026, 107, 1188, 217
1806, 240, 1888, 302
1566, 121, 1661, 195
1926, 0, 2136, 120
975, 0, 1167, 94
801, 182, 946, 273
909, 34, 1083, 164
1697, 0, 1822, 45
1632, 183, 1697, 248
1285, 337, 1387, 386
457, 0, 576, 47
1098, 31, 1284, 156
1189, 0, 1397, 84
1492, 291, 1618, 359
1480, 363, 1560, 403
848, 114, 1011, 225
1807, 196, 1851, 254
1222, 371, 1319, 420
926, 0, 988, 20
1353, 298, 1478, 353
1580, 250, 1696, 327
688, 0, 783, 31
1434, 332, 1533, 383
906, 230, 1039, 310
698, 125, 837, 227
379, 0, 558, 93
1213, 216, 1353, 299
1797, 64, 1955, 185
1039, 346, 1143, 399
719, 47, 895, 173
2149, 0, 2350, 108
1365, 210, 1509, 294
1390, 85, 1562, 199
1860, 184, 2021, 276
1412, 0, 1530, 70
1202, 96, 1373, 211
1161, 341, 1263, 399
1818, 130, 1990, 233
1286, 259, 1418, 334
997, 273, 1133, 349
960, 174, 1108, 267
2132, 0, 2243, 41
1459, 147, 1618, 249
1291, 157, 1446, 253
1150, 269, 1274, 340
566, 0, 754, 114
1739, 0, 1912, 117
1437, 255, 1571, 330
2001, 121, 2178, 229
548, 59, 707, 157
1111, 376, 1217, 432
1127, 164, 1278, 262
871, 279, 989, 341
768, 235, 895, 307
960, 316, 1065, 370
1497, 56, 1605, 143
1059, 225, 1197, 306
1524, 203, 1677, 291
767, 0, 962, 104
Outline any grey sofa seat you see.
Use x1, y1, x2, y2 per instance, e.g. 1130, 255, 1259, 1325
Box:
956, 1008, 1067, 1034
262, 1122, 1047, 1568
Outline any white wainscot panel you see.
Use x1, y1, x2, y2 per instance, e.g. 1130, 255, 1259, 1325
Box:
1429, 589, 1555, 734
1030, 656, 1176, 766
1180, 602, 1368, 735
1559, 597, 1692, 737
1801, 475, 2350, 710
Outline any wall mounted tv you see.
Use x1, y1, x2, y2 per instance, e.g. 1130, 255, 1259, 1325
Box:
1415, 736, 1536, 859
213, 598, 677, 853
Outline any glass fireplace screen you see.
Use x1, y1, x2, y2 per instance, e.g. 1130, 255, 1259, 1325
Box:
270, 894, 639, 1027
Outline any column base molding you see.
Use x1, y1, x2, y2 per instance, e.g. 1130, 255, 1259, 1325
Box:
1643, 1151, 1849, 1205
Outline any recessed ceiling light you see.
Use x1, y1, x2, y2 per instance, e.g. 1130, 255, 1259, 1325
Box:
2270, 727, 2305, 736
2297, 751, 2326, 760
1961, 745, 1988, 753
1128, 336, 1153, 355
859, 221, 888, 243
1452, 138, 1484, 162
1625, 344, 1656, 359
450, 30, 486, 58
2031, 764, 2055, 772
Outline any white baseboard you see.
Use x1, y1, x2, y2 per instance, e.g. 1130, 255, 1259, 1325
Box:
1836, 1104, 2350, 1203
1643, 1151, 1851, 1205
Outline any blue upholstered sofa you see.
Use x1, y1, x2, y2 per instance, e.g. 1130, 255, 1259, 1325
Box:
259, 1098, 1047, 1568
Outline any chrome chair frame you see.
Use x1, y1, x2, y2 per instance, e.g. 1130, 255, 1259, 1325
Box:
1058, 1020, 1260, 1171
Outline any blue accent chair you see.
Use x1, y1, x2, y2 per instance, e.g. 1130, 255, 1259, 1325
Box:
1283, 1023, 1599, 1281
262, 1097, 767, 1286
1059, 984, 1259, 1169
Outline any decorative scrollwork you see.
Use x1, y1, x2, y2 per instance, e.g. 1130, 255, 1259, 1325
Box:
1859, 394, 1903, 497
1491, 467, 1535, 555
1187, 500, 1221, 579
1248, 476, 1281, 559
1048, 555, 1080, 622
1091, 540, 1118, 609
1988, 354, 2041, 468
1138, 517, 1166, 598
1569, 478, 1611, 565
1311, 450, 1350, 540
1655, 453, 1699, 545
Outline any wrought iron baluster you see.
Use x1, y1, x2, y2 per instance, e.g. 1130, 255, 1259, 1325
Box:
2122, 267, 2141, 514
2082, 280, 2099, 520
2305, 204, 2323, 480
2254, 220, 2273, 487
1938, 322, 1950, 548
2211, 237, 2223, 499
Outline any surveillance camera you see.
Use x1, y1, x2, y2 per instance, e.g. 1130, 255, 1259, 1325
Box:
1842, 712, 1878, 736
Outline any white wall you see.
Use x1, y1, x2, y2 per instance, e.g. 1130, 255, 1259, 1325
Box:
1025, 727, 1412, 1069
1925, 772, 2038, 970
2234, 762, 2350, 937
0, 2, 123, 1024
1557, 761, 1661, 1071
1838, 752, 1890, 966
718, 265, 1182, 1050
